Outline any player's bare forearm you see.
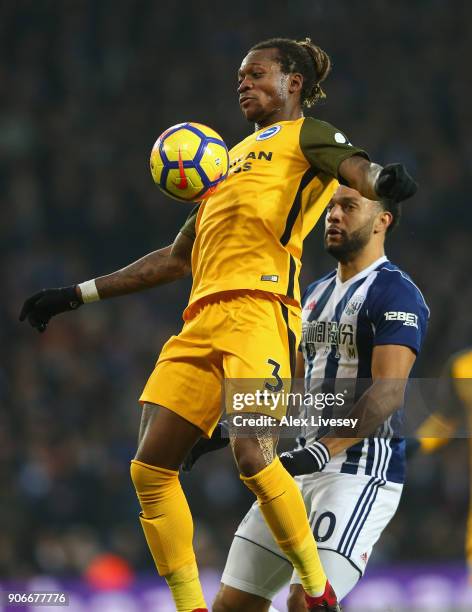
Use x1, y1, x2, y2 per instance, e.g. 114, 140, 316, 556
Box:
88, 231, 193, 299
19, 231, 192, 332
321, 344, 416, 458
338, 155, 382, 201
321, 379, 405, 457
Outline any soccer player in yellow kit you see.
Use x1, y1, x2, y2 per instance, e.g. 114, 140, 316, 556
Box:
20, 38, 417, 611
412, 348, 472, 575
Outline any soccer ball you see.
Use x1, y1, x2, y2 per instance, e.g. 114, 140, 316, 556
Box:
150, 122, 229, 202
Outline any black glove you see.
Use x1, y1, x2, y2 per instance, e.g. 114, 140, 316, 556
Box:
375, 163, 417, 203
280, 440, 330, 476
19, 286, 82, 333
182, 421, 230, 472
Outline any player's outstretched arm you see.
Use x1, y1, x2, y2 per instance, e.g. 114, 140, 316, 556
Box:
338, 155, 417, 204
19, 230, 194, 333
280, 345, 416, 476
92, 230, 193, 299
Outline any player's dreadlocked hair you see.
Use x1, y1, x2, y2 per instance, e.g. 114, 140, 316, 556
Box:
249, 37, 331, 107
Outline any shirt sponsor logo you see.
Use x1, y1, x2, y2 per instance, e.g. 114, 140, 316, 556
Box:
261, 274, 279, 282
384, 311, 418, 328
256, 125, 281, 141
229, 150, 273, 174
302, 320, 357, 360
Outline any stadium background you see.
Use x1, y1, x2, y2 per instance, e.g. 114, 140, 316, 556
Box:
2, 0, 471, 609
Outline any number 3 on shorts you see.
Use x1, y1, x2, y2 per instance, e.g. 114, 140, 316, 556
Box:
264, 358, 283, 392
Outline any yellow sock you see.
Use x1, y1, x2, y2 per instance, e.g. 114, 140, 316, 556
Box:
166, 563, 207, 612
241, 457, 326, 596
130, 460, 206, 611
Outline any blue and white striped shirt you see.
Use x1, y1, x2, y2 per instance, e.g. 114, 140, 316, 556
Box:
300, 256, 429, 484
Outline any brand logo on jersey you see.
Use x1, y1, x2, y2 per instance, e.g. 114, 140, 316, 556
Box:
261, 274, 279, 282
384, 311, 418, 328
305, 299, 317, 311
334, 131, 352, 145
344, 295, 365, 316
256, 125, 281, 141
360, 552, 369, 563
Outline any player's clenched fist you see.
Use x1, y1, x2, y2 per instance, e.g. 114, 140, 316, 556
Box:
375, 163, 418, 203
19, 286, 82, 332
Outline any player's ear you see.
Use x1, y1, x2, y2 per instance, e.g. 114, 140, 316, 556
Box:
374, 211, 392, 234
288, 73, 303, 95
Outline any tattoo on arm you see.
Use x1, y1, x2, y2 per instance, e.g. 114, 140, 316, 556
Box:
94, 232, 193, 299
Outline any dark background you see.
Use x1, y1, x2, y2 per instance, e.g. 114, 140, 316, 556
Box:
1, 0, 471, 583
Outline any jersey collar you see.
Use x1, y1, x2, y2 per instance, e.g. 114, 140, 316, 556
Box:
335, 255, 388, 288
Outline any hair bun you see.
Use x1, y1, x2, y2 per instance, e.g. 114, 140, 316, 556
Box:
297, 37, 332, 107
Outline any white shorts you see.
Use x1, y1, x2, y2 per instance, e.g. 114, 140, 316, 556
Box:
221, 471, 403, 602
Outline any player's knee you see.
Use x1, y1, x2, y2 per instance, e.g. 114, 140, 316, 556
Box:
237, 453, 270, 477
233, 437, 272, 477
236, 452, 266, 477
130, 459, 178, 511
287, 584, 306, 612
130, 459, 154, 492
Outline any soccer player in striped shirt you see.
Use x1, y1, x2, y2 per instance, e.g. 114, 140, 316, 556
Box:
205, 185, 430, 610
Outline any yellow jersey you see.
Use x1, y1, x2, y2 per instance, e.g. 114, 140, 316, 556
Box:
180, 117, 367, 318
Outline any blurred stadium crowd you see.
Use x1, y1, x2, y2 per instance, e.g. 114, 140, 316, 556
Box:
2, 0, 471, 582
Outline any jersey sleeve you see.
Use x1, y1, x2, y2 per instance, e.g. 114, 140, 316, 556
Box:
367, 270, 429, 354
299, 117, 369, 178
179, 205, 199, 240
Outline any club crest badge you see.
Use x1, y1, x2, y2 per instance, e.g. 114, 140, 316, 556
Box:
256, 125, 281, 141
344, 295, 365, 316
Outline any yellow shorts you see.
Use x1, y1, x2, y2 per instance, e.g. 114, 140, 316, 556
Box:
139, 290, 301, 436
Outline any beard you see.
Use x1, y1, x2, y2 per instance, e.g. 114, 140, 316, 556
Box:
325, 221, 374, 263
